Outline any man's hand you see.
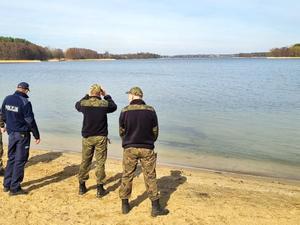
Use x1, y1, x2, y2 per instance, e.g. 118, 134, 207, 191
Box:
35, 139, 41, 144
101, 87, 107, 97
0, 127, 6, 133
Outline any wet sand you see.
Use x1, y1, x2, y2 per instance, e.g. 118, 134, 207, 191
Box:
0, 148, 299, 225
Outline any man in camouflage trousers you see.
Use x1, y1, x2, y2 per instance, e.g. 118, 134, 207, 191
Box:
0, 111, 5, 176
119, 87, 169, 217
75, 84, 117, 197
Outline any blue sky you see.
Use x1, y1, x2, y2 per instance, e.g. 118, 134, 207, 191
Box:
0, 0, 299, 54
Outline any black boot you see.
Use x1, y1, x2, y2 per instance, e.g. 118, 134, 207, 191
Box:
151, 199, 169, 217
9, 187, 28, 196
121, 199, 130, 214
79, 182, 87, 195
96, 184, 107, 198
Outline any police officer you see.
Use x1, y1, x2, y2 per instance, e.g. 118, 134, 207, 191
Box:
1, 82, 40, 195
0, 111, 5, 176
75, 84, 117, 197
119, 87, 169, 217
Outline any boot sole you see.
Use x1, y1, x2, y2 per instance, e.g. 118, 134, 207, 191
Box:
9, 191, 28, 196
151, 209, 169, 217
79, 189, 87, 195
122, 206, 131, 214
96, 191, 108, 198
122, 210, 130, 214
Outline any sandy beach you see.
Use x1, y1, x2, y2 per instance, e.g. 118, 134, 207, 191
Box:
0, 148, 299, 225
0, 60, 41, 64
266, 57, 300, 59
64, 58, 116, 61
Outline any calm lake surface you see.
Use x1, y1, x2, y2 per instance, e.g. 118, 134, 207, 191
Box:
0, 58, 299, 179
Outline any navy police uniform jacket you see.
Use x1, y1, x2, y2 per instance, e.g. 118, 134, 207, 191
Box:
1, 91, 40, 139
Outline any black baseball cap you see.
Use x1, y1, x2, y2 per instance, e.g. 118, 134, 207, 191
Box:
17, 82, 30, 91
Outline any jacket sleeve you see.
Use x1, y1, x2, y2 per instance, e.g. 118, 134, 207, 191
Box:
75, 101, 82, 112
23, 102, 40, 139
119, 111, 125, 138
0, 111, 4, 128
104, 95, 117, 113
0, 100, 6, 128
152, 110, 159, 141
75, 95, 89, 112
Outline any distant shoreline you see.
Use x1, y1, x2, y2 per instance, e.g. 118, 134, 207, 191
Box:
266, 57, 300, 59
1, 57, 300, 64
64, 58, 116, 62
232, 56, 300, 59
0, 58, 116, 64
0, 60, 41, 64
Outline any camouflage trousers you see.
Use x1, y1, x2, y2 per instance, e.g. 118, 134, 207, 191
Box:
78, 136, 107, 184
0, 133, 3, 169
119, 147, 159, 201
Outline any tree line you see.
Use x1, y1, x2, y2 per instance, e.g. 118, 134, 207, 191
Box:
269, 44, 300, 57
99, 52, 160, 59
237, 44, 300, 57
0, 37, 49, 60
0, 36, 160, 60
0, 37, 65, 60
1, 36, 299, 60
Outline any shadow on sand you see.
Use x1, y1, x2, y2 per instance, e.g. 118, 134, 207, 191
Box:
130, 170, 187, 209
88, 164, 143, 193
23, 161, 128, 194
88, 172, 122, 193
26, 152, 63, 168
22, 164, 81, 192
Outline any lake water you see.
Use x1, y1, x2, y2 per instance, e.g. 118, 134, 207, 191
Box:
0, 58, 300, 180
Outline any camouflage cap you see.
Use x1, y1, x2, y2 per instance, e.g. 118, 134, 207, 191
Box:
89, 84, 102, 95
126, 86, 143, 97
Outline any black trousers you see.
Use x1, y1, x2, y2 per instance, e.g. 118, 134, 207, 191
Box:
3, 132, 30, 192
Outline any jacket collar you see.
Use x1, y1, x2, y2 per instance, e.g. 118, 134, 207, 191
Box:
89, 95, 102, 100
130, 99, 145, 105
14, 91, 29, 98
